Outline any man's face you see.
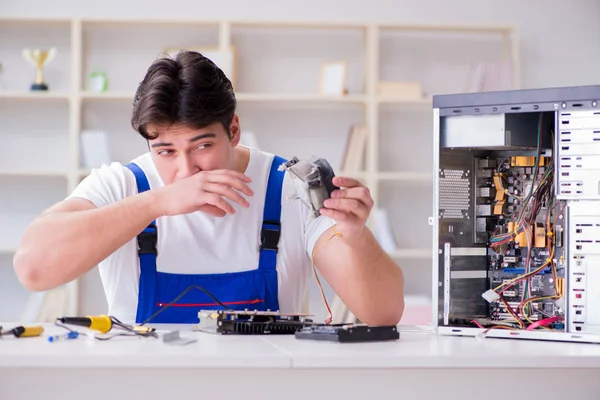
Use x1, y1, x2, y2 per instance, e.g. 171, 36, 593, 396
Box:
147, 115, 241, 185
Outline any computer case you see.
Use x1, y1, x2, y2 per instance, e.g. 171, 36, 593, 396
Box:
432, 84, 600, 343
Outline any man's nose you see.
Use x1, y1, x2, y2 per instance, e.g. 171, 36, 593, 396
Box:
176, 156, 200, 179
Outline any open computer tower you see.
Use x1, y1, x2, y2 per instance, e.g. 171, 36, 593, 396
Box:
432, 85, 600, 343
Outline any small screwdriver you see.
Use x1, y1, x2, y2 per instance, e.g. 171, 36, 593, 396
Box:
0, 325, 44, 338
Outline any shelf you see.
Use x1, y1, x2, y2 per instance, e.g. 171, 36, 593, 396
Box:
81, 18, 219, 28
77, 169, 430, 183
378, 23, 514, 34
378, 97, 432, 106
335, 171, 431, 182
0, 99, 70, 172
388, 248, 431, 259
376, 172, 432, 182
0, 91, 70, 100
0, 247, 16, 255
81, 22, 219, 93
80, 92, 367, 104
0, 17, 71, 26
231, 20, 367, 30
337, 171, 366, 179
0, 21, 72, 94
81, 91, 134, 100
0, 170, 68, 178
0, 17, 513, 34
236, 93, 366, 103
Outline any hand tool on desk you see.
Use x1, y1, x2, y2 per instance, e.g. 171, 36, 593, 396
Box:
57, 315, 156, 335
57, 315, 113, 333
0, 325, 44, 338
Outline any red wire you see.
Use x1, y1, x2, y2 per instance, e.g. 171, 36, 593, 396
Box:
471, 320, 484, 329
526, 316, 562, 331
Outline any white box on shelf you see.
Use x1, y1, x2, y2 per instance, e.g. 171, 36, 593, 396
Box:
378, 81, 423, 100
319, 60, 348, 96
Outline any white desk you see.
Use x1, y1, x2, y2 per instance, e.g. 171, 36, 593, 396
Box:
1, 323, 600, 400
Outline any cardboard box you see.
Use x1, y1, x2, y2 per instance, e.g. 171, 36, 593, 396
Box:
378, 81, 423, 99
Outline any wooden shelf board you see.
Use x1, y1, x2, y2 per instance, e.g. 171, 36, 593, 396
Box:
230, 20, 367, 30
0, 17, 512, 34
80, 92, 366, 103
236, 93, 366, 103
337, 171, 366, 179
0, 17, 71, 26
388, 248, 432, 259
0, 91, 70, 100
379, 23, 515, 34
0, 247, 16, 254
78, 18, 367, 30
0, 17, 515, 34
0, 170, 68, 178
80, 91, 134, 100
81, 18, 219, 27
376, 172, 432, 182
377, 97, 432, 105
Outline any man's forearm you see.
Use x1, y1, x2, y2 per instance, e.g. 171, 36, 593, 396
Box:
13, 190, 163, 291
318, 227, 405, 326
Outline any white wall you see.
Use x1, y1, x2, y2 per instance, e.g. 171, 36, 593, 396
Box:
1, 0, 599, 321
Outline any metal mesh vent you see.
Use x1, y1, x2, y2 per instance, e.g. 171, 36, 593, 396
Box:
439, 169, 470, 219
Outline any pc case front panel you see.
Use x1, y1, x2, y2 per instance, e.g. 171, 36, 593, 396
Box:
557, 110, 600, 200
432, 85, 600, 344
565, 201, 600, 335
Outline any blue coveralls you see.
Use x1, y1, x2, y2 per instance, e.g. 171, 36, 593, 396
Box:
124, 156, 286, 324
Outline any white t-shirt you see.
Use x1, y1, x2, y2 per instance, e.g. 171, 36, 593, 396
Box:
68, 147, 336, 323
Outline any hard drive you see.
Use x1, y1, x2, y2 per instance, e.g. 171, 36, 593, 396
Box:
294, 324, 400, 343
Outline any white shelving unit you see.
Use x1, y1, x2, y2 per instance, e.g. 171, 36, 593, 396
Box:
0, 17, 519, 317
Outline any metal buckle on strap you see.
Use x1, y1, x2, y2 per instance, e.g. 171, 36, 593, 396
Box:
260, 221, 281, 252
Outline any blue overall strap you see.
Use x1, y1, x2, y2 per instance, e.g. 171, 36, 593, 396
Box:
124, 162, 158, 322
258, 155, 287, 270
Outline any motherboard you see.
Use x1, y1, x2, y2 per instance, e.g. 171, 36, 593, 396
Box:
481, 155, 566, 330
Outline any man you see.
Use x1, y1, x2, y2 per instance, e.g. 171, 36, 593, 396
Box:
13, 51, 404, 326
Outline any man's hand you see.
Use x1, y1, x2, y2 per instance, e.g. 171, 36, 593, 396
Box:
319, 176, 374, 239
155, 170, 254, 218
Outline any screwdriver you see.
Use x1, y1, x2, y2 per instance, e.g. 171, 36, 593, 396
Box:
0, 325, 44, 338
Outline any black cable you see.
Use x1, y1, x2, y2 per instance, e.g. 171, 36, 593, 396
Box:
138, 284, 231, 326
514, 113, 544, 225
527, 164, 553, 225
94, 332, 143, 341
110, 316, 158, 338
53, 285, 232, 337
54, 321, 77, 333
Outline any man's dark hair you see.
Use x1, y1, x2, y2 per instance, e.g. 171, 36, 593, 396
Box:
131, 50, 236, 140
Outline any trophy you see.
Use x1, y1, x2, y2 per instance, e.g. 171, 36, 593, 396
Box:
22, 48, 57, 91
